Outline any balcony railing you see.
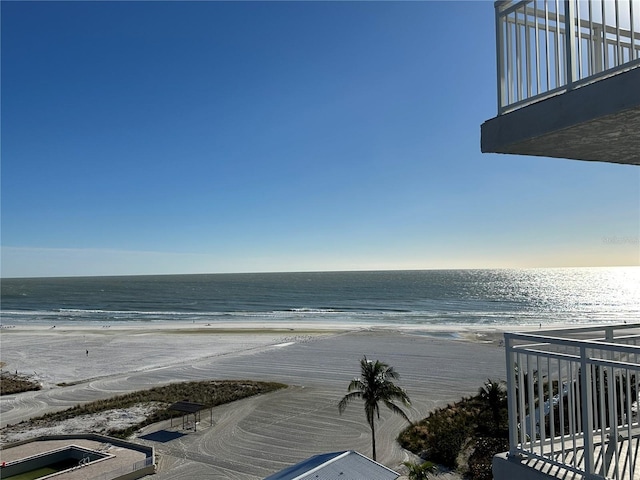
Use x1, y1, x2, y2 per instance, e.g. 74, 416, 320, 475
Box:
504, 324, 640, 480
495, 0, 640, 114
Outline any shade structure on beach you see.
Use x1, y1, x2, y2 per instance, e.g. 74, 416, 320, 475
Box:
263, 450, 400, 480
168, 401, 209, 431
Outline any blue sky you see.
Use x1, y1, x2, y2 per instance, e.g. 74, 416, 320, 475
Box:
1, 1, 638, 278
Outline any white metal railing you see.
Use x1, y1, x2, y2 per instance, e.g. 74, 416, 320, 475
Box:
505, 324, 640, 480
495, 0, 640, 114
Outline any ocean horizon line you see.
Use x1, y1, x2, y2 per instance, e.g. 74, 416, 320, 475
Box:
2, 264, 637, 281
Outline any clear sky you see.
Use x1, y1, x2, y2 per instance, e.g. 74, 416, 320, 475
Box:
1, 1, 638, 278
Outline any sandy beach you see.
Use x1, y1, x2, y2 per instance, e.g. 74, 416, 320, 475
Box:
0, 323, 511, 478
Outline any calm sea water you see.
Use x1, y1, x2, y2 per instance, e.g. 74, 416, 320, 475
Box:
1, 268, 638, 328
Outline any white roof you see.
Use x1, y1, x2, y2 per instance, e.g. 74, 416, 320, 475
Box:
263, 450, 400, 480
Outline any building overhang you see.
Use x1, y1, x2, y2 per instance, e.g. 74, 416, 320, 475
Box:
481, 67, 640, 166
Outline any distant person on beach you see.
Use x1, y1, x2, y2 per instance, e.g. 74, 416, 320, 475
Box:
86, 349, 89, 356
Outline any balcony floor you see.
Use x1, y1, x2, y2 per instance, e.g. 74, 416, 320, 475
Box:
495, 432, 640, 480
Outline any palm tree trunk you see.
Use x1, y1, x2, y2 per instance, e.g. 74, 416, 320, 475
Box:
370, 419, 376, 461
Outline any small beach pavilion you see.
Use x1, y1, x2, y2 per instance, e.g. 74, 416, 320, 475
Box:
168, 400, 212, 431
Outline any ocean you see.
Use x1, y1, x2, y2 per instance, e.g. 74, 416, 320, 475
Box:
1, 268, 638, 328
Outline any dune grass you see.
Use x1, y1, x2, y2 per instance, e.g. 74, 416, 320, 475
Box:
7, 380, 286, 439
0, 370, 42, 395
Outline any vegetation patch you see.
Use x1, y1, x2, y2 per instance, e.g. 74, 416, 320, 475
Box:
398, 379, 508, 480
3, 380, 286, 440
0, 370, 42, 395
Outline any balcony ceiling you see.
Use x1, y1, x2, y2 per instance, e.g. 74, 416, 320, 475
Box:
481, 67, 640, 166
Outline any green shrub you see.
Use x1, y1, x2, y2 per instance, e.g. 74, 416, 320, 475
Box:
398, 382, 509, 479
399, 402, 473, 469
467, 436, 509, 480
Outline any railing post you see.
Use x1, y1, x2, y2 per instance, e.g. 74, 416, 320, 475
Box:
505, 333, 519, 456
593, 25, 603, 74
495, 1, 506, 114
580, 345, 595, 478
564, 0, 577, 89
605, 326, 613, 342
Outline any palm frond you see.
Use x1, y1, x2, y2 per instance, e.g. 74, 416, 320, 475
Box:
347, 378, 366, 392
383, 399, 412, 424
338, 391, 362, 414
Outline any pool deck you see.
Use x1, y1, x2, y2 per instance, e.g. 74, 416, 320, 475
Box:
0, 437, 152, 480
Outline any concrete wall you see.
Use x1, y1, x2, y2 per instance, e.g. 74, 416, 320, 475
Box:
0, 433, 154, 458
115, 462, 156, 480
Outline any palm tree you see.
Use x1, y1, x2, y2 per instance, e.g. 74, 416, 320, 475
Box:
338, 356, 411, 461
478, 378, 507, 432
403, 460, 437, 480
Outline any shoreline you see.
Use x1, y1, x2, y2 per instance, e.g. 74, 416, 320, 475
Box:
0, 318, 554, 333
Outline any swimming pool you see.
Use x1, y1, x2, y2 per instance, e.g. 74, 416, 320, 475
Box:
1, 445, 109, 479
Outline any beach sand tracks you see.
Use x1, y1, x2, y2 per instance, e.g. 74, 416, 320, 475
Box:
218, 388, 363, 454
3, 330, 505, 479
142, 384, 410, 478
